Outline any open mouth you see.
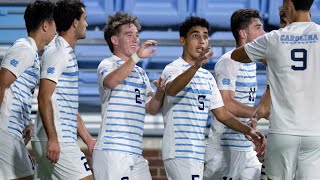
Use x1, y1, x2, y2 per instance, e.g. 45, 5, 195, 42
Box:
196, 47, 204, 53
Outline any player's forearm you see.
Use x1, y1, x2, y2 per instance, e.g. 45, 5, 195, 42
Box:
146, 89, 165, 115
166, 66, 198, 96
38, 95, 58, 141
256, 85, 271, 119
103, 59, 136, 89
212, 107, 252, 135
77, 114, 94, 145
224, 98, 255, 118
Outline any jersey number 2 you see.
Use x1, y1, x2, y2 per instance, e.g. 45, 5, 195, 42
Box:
291, 49, 307, 71
135, 89, 142, 104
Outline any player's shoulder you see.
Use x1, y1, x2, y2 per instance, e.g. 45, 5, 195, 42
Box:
97, 55, 117, 69
42, 45, 67, 61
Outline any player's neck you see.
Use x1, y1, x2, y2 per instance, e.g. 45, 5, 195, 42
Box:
292, 11, 312, 23
59, 32, 78, 49
181, 53, 196, 66
28, 32, 45, 52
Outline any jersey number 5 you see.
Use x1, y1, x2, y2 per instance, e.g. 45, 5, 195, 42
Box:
291, 49, 307, 71
198, 95, 206, 110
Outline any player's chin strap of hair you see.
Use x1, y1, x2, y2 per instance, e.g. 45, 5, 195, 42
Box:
131, 53, 140, 63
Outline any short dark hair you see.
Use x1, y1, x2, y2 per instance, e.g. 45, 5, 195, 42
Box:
231, 9, 261, 42
292, 0, 313, 11
179, 16, 209, 38
24, 0, 55, 33
104, 11, 141, 53
54, 0, 85, 33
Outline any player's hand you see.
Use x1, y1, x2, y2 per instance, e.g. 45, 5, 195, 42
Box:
86, 138, 97, 157
153, 76, 165, 93
46, 138, 60, 163
23, 126, 33, 145
245, 129, 266, 153
256, 138, 267, 162
247, 118, 258, 130
194, 47, 214, 69
252, 105, 270, 121
136, 40, 157, 58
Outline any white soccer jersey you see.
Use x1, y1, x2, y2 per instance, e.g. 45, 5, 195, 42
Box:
161, 57, 224, 161
0, 37, 39, 138
207, 50, 257, 151
94, 55, 153, 156
244, 22, 320, 135
34, 36, 79, 143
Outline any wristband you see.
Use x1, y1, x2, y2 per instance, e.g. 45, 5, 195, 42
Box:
131, 53, 140, 63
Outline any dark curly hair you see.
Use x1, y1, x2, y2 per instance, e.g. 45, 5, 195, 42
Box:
104, 11, 141, 53
179, 16, 209, 38
24, 0, 55, 33
231, 9, 261, 42
54, 0, 85, 33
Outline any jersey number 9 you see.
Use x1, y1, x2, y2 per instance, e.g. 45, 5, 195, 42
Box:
291, 49, 307, 71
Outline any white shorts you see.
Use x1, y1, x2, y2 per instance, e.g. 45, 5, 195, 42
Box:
164, 158, 204, 180
0, 129, 34, 179
203, 147, 261, 180
31, 141, 92, 179
265, 133, 320, 180
92, 150, 152, 180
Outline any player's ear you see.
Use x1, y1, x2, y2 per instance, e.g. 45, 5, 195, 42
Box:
73, 18, 79, 28
239, 29, 247, 40
111, 35, 118, 46
42, 21, 49, 32
179, 37, 185, 46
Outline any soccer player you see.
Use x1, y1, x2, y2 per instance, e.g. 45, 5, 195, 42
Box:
31, 0, 95, 179
92, 12, 164, 180
161, 16, 265, 180
0, 1, 56, 179
203, 9, 265, 180
231, 0, 320, 179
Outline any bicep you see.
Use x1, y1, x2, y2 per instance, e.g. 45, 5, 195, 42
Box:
231, 46, 251, 63
38, 79, 57, 98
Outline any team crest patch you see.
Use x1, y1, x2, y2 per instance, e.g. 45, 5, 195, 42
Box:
10, 59, 19, 67
222, 78, 230, 85
47, 67, 55, 74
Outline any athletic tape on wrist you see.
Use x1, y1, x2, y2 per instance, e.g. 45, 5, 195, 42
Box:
131, 53, 140, 63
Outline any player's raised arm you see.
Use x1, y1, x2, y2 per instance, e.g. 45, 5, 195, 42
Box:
103, 40, 157, 89
165, 48, 213, 96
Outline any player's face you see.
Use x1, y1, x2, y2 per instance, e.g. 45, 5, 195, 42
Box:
76, 8, 88, 40
182, 26, 209, 61
115, 23, 140, 57
245, 18, 264, 43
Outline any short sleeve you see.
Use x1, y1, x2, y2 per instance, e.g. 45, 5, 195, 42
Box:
1, 45, 35, 78
244, 32, 272, 62
214, 57, 240, 92
161, 64, 183, 85
209, 77, 224, 110
97, 59, 117, 89
40, 48, 68, 83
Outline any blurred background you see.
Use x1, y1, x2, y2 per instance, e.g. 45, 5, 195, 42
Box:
1, 0, 318, 179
